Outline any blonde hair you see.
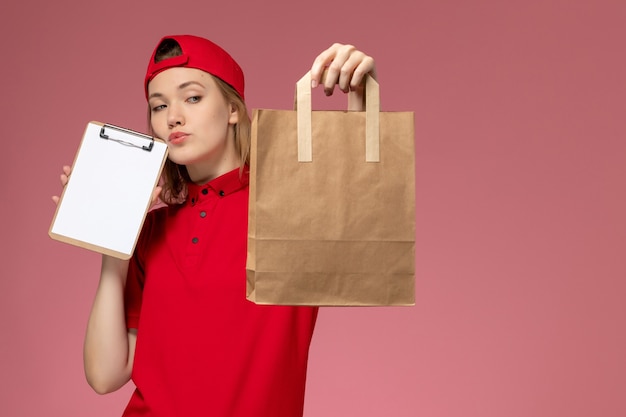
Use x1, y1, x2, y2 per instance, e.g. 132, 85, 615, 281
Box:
149, 39, 251, 205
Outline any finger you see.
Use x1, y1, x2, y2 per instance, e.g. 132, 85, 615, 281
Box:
336, 51, 367, 93
150, 186, 163, 209
52, 196, 60, 205
335, 48, 377, 92
347, 55, 376, 90
310, 44, 376, 95
322, 44, 356, 95
60, 173, 69, 187
152, 186, 162, 201
310, 43, 342, 89
60, 165, 72, 186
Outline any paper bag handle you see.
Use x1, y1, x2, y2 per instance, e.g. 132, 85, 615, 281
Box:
295, 71, 380, 163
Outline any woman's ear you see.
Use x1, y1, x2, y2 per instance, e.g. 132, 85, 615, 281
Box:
228, 102, 239, 125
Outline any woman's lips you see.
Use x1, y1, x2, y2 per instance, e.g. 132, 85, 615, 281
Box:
168, 132, 189, 145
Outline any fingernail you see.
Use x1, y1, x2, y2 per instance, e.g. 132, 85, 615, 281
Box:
311, 80, 317, 88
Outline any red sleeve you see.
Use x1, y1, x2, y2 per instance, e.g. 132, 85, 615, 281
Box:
124, 261, 143, 329
124, 210, 155, 329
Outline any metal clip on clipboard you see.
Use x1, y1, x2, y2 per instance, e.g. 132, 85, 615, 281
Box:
99, 124, 154, 151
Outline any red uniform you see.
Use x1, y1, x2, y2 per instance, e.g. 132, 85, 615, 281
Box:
123, 167, 318, 416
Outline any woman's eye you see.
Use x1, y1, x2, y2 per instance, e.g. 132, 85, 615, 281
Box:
151, 104, 166, 112
187, 96, 201, 103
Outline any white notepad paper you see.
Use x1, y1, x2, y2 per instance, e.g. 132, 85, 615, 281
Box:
49, 121, 168, 259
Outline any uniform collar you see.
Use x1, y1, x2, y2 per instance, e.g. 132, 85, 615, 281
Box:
187, 166, 249, 206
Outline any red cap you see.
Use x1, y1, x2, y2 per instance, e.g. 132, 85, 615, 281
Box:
144, 35, 245, 100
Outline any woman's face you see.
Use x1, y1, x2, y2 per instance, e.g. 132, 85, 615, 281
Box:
148, 67, 239, 182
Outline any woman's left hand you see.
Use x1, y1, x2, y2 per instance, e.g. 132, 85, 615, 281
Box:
310, 43, 377, 110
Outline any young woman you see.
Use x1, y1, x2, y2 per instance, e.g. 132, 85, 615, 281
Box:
54, 34, 376, 416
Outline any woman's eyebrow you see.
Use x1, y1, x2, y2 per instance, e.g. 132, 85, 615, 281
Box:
148, 81, 205, 100
178, 81, 205, 90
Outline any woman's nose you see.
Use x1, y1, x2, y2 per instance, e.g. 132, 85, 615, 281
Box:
167, 104, 185, 128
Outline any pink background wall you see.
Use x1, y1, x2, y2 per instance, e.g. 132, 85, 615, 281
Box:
2, 0, 625, 416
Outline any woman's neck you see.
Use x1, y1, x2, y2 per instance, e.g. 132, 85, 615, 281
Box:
186, 154, 239, 184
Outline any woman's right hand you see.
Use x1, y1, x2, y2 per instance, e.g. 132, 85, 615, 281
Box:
51, 165, 72, 205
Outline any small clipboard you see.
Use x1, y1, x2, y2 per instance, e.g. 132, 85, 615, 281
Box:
49, 121, 169, 259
